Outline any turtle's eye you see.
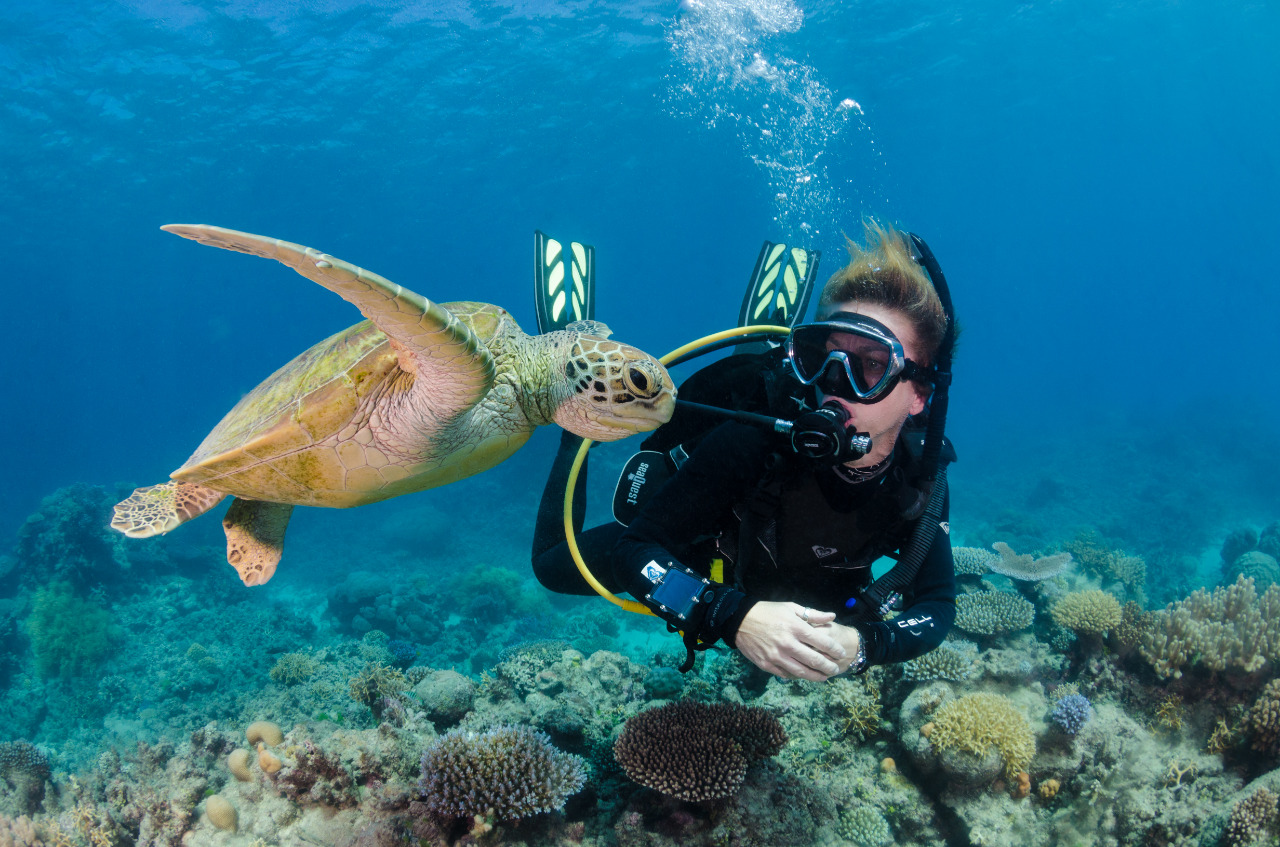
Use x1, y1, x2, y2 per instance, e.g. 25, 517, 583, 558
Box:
623, 366, 656, 398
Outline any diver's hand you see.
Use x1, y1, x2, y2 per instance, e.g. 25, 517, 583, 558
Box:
826, 623, 864, 676
734, 601, 845, 682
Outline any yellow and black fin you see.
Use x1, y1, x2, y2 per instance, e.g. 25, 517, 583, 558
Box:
534, 230, 595, 334
735, 241, 820, 354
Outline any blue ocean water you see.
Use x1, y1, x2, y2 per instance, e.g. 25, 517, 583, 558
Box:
2, 1, 1279, 844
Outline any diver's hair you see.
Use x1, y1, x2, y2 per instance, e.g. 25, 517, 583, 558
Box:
816, 220, 950, 366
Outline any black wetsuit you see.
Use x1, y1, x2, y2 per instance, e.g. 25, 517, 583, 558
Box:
532, 422, 956, 671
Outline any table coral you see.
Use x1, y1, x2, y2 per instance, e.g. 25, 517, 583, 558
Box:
988, 542, 1072, 581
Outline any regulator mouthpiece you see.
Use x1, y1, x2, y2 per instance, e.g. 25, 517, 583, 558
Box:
789, 402, 872, 463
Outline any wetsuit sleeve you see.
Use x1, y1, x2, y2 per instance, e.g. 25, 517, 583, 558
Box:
849, 490, 956, 668
612, 422, 771, 645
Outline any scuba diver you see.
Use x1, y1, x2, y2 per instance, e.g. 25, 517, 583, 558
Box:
529, 221, 957, 681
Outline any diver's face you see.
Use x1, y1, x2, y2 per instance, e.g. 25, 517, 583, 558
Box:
817, 302, 929, 467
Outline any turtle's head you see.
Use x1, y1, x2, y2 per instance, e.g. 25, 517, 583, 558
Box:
552, 334, 676, 441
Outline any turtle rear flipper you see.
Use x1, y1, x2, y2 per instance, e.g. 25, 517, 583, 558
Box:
161, 224, 496, 411
223, 499, 294, 587
111, 482, 226, 538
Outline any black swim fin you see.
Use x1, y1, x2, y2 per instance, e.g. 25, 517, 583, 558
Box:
735, 240, 820, 353
534, 230, 596, 334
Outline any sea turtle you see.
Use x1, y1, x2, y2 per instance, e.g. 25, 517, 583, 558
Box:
111, 224, 676, 586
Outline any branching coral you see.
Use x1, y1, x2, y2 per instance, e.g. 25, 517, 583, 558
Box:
270, 651, 320, 685
902, 639, 978, 682
951, 546, 998, 577
928, 692, 1035, 778
829, 674, 882, 740
613, 701, 787, 801
954, 590, 1035, 636
1138, 576, 1280, 678
1225, 787, 1279, 847
1064, 530, 1148, 595
418, 725, 585, 820
1244, 679, 1280, 757
1050, 590, 1122, 635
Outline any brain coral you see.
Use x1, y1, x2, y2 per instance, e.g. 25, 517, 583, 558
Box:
955, 591, 1035, 636
613, 701, 787, 801
418, 725, 586, 821
929, 692, 1035, 778
1050, 589, 1122, 634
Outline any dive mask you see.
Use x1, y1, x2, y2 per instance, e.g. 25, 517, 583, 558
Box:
786, 312, 932, 403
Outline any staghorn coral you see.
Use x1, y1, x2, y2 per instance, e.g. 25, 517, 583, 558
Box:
613, 701, 787, 801
1244, 679, 1280, 757
1225, 787, 1279, 847
1050, 589, 1122, 635
902, 639, 978, 682
829, 674, 882, 741
988, 542, 1072, 581
1139, 576, 1280, 678
954, 590, 1035, 636
928, 692, 1035, 779
418, 725, 585, 821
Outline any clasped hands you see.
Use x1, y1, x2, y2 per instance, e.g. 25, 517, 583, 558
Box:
734, 600, 861, 682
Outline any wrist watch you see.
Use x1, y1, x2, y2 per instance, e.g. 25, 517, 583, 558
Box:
850, 636, 869, 675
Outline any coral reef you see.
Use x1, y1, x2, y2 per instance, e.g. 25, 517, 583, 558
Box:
613, 701, 787, 801
417, 725, 585, 821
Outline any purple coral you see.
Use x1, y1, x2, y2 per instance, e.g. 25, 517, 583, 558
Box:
417, 725, 585, 821
1050, 693, 1094, 735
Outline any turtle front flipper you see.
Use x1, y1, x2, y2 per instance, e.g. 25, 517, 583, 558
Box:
162, 224, 496, 410
222, 498, 294, 587
111, 482, 226, 538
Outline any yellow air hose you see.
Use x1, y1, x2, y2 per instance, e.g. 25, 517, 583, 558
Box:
563, 325, 792, 615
